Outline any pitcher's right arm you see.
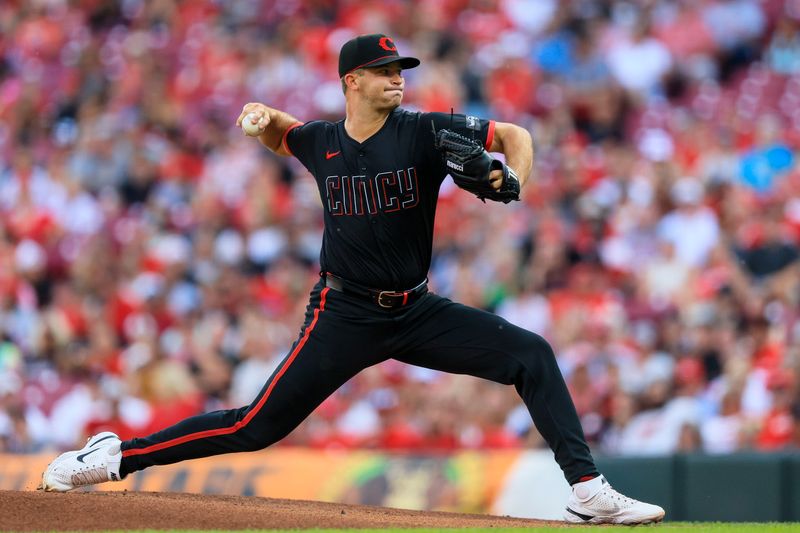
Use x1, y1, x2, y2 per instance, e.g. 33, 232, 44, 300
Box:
236, 103, 302, 157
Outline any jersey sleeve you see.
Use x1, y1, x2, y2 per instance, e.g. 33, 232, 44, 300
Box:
283, 120, 327, 172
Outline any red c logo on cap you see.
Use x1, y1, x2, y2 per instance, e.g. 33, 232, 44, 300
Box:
378, 37, 397, 51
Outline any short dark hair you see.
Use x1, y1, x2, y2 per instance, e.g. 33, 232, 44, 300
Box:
341, 68, 364, 94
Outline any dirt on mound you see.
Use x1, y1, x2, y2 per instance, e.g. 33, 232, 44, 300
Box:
1, 490, 566, 531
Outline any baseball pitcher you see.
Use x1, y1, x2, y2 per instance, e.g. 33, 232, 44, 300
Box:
41, 34, 664, 525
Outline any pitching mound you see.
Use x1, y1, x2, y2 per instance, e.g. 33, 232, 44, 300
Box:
1, 490, 565, 531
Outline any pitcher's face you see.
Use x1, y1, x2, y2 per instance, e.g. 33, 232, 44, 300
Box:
359, 62, 404, 111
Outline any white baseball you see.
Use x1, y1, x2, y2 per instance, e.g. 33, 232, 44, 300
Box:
242, 112, 263, 136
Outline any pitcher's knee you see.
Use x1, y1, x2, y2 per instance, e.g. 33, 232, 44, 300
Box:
236, 423, 285, 451
228, 406, 278, 451
515, 332, 560, 375
532, 332, 557, 358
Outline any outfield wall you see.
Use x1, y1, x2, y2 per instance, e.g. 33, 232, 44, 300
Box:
2, 449, 797, 522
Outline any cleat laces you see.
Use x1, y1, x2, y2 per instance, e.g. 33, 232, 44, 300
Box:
72, 466, 110, 486
601, 484, 637, 507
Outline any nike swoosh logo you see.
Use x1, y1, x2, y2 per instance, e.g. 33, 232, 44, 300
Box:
77, 447, 103, 464
326, 150, 341, 160
566, 507, 594, 521
76, 434, 117, 463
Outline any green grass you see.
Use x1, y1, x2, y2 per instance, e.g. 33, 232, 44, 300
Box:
60, 525, 799, 533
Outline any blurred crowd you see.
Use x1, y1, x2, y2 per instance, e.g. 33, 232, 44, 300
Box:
1, 0, 799, 456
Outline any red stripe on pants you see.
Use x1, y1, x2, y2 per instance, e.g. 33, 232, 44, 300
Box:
122, 288, 330, 458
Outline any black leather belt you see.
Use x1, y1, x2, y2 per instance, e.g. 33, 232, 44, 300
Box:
323, 273, 427, 309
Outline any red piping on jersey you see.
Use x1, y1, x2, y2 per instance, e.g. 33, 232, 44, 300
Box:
402, 292, 408, 306
343, 55, 403, 77
485, 120, 496, 150
282, 122, 304, 156
122, 288, 330, 458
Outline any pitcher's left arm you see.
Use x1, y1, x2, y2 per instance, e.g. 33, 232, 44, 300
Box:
488, 122, 533, 189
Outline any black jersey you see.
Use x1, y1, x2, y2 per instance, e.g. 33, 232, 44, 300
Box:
283, 108, 495, 289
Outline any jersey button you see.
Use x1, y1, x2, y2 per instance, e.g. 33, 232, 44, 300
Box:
358, 152, 365, 157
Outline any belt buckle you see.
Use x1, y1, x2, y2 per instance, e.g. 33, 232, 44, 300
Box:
377, 290, 403, 309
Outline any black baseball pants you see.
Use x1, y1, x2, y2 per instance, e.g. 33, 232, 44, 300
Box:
120, 280, 598, 485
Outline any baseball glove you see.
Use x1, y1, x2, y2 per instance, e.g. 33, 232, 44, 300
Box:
434, 128, 520, 203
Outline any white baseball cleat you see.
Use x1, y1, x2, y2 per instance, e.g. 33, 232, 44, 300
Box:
40, 432, 123, 492
564, 475, 665, 525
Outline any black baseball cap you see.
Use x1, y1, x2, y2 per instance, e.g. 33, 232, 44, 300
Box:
338, 34, 420, 78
